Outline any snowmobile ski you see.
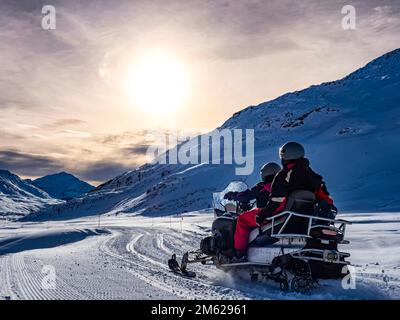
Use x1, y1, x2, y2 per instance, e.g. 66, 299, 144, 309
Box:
168, 254, 196, 278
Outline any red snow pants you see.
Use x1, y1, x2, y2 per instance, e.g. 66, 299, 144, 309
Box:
234, 208, 262, 251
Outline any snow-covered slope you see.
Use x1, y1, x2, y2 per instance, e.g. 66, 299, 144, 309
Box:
32, 172, 94, 200
0, 170, 61, 220
30, 48, 400, 220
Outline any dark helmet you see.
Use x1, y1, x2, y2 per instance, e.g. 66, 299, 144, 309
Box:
279, 142, 305, 160
260, 162, 281, 180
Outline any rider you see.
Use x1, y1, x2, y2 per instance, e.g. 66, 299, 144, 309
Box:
226, 162, 281, 262
233, 142, 335, 262
224, 162, 281, 208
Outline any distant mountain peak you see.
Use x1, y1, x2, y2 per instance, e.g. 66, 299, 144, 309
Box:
57, 171, 69, 175
41, 172, 74, 180
33, 172, 94, 200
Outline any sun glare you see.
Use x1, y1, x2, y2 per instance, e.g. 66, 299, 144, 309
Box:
124, 51, 189, 114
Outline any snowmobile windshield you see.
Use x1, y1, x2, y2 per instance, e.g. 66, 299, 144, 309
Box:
213, 181, 249, 212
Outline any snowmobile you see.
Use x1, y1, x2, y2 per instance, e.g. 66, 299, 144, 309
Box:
168, 182, 352, 293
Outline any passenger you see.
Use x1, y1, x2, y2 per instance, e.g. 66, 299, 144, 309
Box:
233, 142, 335, 262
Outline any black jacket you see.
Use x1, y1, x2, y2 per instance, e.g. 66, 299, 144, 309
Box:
261, 158, 331, 217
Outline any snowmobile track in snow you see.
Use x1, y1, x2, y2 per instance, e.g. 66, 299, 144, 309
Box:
99, 227, 250, 300
0, 254, 88, 300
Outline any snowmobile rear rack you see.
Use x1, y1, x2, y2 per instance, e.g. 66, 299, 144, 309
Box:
265, 211, 352, 239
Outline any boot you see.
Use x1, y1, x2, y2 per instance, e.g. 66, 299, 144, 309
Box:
230, 250, 247, 263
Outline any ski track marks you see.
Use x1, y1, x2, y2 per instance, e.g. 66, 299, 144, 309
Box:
0, 232, 173, 300
1, 215, 399, 300
100, 228, 252, 299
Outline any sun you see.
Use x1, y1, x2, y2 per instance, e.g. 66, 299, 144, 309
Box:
124, 51, 189, 114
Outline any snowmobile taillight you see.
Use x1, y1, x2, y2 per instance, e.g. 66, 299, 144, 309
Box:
321, 229, 337, 236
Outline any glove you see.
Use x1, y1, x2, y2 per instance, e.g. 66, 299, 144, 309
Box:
256, 212, 268, 225
224, 191, 237, 200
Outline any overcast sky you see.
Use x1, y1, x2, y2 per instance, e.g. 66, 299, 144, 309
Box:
0, 0, 399, 185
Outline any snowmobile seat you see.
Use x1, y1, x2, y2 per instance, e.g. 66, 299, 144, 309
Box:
284, 190, 316, 214
278, 190, 316, 234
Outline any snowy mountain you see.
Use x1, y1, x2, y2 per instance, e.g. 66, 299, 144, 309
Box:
0, 170, 61, 220
29, 48, 400, 220
32, 172, 95, 201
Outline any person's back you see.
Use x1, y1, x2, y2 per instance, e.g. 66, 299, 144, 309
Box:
259, 142, 334, 220
277, 158, 321, 192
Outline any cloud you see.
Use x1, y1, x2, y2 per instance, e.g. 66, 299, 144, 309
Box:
98, 130, 169, 148
0, 129, 154, 183
58, 129, 91, 138
0, 131, 26, 141
98, 132, 147, 145
123, 144, 151, 156
0, 149, 64, 176
75, 161, 132, 183
0, 148, 136, 185
47, 118, 86, 128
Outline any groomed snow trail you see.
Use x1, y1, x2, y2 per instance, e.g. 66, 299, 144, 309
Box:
0, 212, 399, 300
